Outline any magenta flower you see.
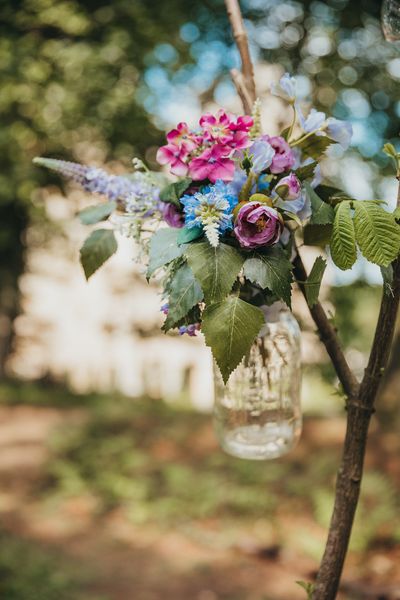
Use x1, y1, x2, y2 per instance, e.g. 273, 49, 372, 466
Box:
156, 143, 190, 176
199, 110, 253, 150
264, 135, 295, 174
200, 110, 235, 144
275, 173, 301, 200
233, 115, 254, 132
189, 145, 235, 183
160, 202, 185, 228
166, 122, 199, 152
234, 201, 283, 249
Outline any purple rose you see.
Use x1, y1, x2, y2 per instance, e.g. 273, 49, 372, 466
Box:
275, 173, 301, 200
234, 201, 283, 249
160, 202, 184, 228
264, 135, 295, 174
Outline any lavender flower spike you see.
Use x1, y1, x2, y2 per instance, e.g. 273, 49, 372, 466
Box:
33, 157, 160, 212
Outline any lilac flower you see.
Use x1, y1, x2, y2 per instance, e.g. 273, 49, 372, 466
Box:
275, 173, 301, 200
298, 108, 326, 133
326, 118, 353, 150
247, 139, 275, 174
161, 303, 169, 315
33, 157, 160, 213
271, 73, 297, 103
179, 323, 200, 336
159, 202, 185, 228
234, 201, 283, 249
263, 136, 296, 174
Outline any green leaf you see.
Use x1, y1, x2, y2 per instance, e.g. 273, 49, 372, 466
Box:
330, 201, 357, 270
159, 177, 192, 208
80, 229, 118, 280
163, 263, 203, 331
78, 201, 116, 225
303, 224, 333, 247
306, 183, 335, 225
202, 296, 264, 383
243, 247, 293, 308
295, 580, 314, 599
185, 242, 245, 304
177, 225, 203, 245
295, 161, 317, 181
296, 133, 333, 160
304, 256, 327, 307
281, 209, 303, 227
315, 184, 350, 206
147, 228, 184, 278
353, 201, 400, 267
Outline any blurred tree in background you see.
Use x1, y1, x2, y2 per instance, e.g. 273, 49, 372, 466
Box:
1, 0, 400, 375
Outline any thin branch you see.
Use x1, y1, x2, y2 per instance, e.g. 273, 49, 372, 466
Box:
224, 0, 256, 106
293, 249, 360, 399
230, 68, 254, 115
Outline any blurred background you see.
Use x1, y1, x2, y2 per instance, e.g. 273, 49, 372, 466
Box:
1, 0, 400, 598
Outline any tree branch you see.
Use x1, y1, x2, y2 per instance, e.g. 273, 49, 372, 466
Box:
224, 0, 256, 108
313, 254, 400, 599
293, 249, 360, 399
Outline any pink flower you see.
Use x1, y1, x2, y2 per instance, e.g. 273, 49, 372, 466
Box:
156, 143, 190, 176
200, 110, 235, 144
189, 145, 235, 183
231, 114, 254, 133
200, 110, 253, 150
275, 173, 301, 200
166, 122, 199, 152
234, 201, 283, 249
264, 135, 295, 174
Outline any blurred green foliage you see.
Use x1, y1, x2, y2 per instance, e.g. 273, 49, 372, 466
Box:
0, 531, 103, 600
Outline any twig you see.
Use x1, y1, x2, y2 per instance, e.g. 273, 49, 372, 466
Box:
293, 249, 360, 399
224, 0, 256, 108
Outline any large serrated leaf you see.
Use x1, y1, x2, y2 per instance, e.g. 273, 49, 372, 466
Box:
185, 242, 245, 304
79, 201, 116, 225
163, 263, 203, 330
202, 296, 264, 384
304, 256, 327, 307
330, 201, 357, 270
306, 183, 335, 225
80, 229, 118, 280
147, 228, 184, 278
243, 247, 293, 308
353, 201, 400, 267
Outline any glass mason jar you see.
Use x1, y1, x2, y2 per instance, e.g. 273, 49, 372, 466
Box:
213, 302, 302, 460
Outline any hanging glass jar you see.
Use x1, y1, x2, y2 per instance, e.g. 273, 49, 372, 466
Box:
382, 0, 400, 41
213, 302, 302, 460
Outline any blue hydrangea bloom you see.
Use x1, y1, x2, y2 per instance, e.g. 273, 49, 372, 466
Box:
181, 180, 238, 247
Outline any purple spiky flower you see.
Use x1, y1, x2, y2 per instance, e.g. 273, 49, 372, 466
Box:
33, 157, 160, 213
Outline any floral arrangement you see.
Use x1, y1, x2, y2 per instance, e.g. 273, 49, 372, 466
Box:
34, 73, 400, 383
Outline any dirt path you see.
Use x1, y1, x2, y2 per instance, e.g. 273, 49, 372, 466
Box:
0, 405, 399, 600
